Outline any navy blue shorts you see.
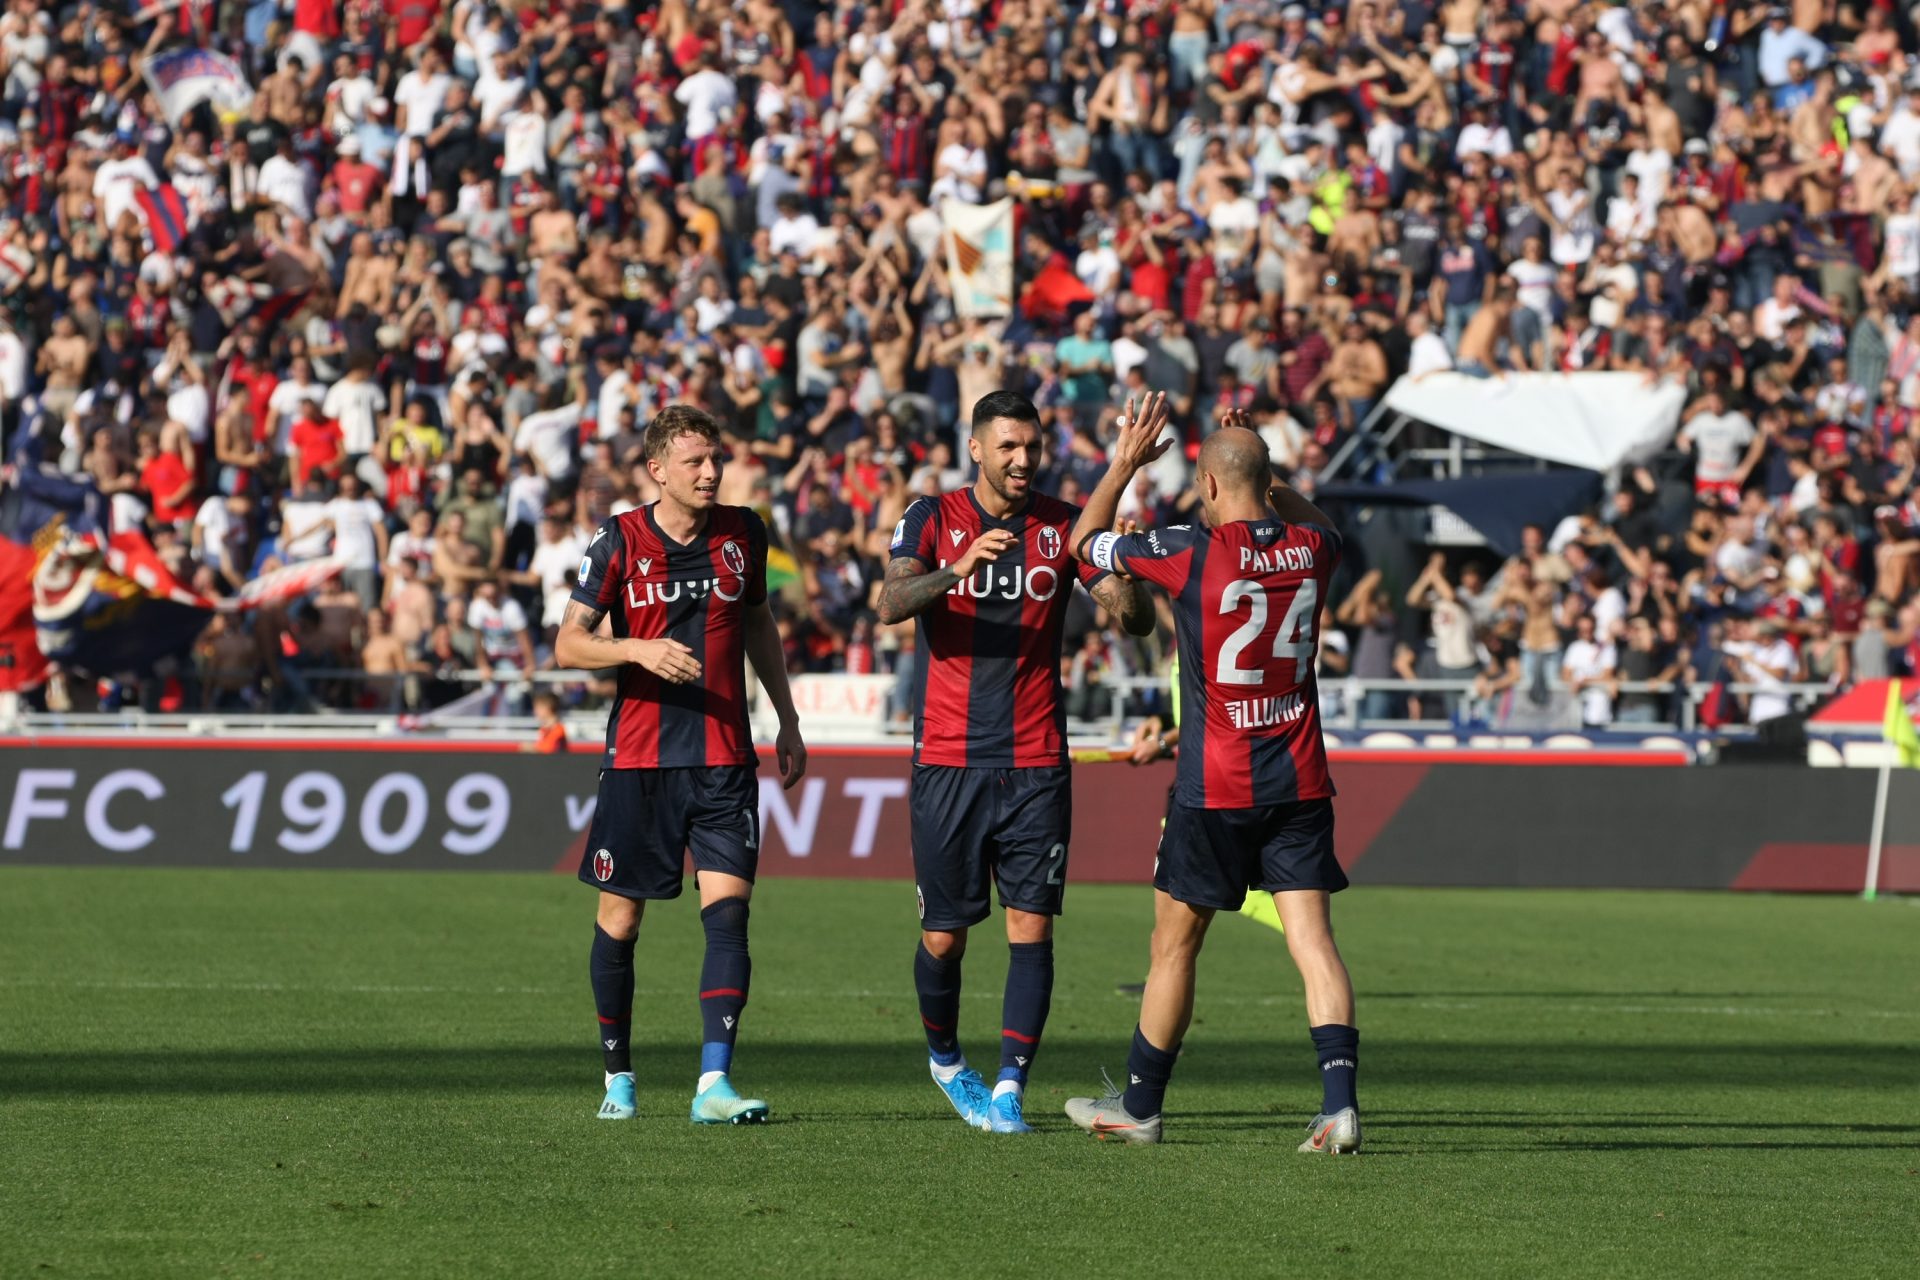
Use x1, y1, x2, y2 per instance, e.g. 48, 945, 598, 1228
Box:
1154, 798, 1346, 911
579, 765, 759, 900
911, 764, 1071, 930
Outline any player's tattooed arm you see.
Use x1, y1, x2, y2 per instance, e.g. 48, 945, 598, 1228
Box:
552, 600, 623, 670
1090, 574, 1157, 637
552, 600, 702, 683
875, 557, 959, 625
876, 530, 1015, 624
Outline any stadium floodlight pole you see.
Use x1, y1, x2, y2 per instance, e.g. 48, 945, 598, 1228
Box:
1863, 760, 1890, 903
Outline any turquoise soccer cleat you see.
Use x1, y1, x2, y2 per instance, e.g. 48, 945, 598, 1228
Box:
597, 1073, 636, 1120
690, 1074, 770, 1125
930, 1058, 992, 1130
985, 1089, 1034, 1134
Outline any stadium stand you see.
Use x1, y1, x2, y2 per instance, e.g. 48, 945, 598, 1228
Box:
0, 0, 1914, 734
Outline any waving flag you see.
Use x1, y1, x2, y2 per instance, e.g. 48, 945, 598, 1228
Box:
1, 457, 339, 682
942, 197, 1014, 318
206, 276, 310, 330
142, 46, 254, 125
134, 183, 193, 253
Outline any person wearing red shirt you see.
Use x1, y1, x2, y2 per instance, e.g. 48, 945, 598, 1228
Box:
288, 400, 346, 483
328, 137, 383, 217
384, 0, 441, 49
293, 0, 342, 38
138, 429, 198, 526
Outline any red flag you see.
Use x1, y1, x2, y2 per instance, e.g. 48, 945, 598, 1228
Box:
134, 183, 193, 253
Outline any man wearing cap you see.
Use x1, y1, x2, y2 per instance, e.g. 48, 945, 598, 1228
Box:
355, 96, 397, 170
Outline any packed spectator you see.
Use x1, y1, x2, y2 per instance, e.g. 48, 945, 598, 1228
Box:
4, 0, 1919, 733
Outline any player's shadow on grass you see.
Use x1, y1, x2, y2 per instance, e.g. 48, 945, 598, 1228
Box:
4, 1039, 1918, 1098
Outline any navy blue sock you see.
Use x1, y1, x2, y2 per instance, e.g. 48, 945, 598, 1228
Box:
698, 898, 751, 1077
590, 925, 636, 1076
998, 940, 1054, 1087
1310, 1024, 1359, 1114
1122, 1025, 1179, 1120
913, 942, 963, 1065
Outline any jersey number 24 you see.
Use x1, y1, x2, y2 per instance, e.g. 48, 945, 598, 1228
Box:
1216, 578, 1317, 686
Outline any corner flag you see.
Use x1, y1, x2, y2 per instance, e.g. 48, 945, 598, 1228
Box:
1866, 680, 1920, 901
1884, 680, 1920, 768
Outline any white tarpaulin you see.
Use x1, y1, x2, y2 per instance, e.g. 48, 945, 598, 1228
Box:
942, 198, 1014, 318
1382, 372, 1687, 472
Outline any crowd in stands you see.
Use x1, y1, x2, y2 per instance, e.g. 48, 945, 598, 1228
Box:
6, 0, 1920, 731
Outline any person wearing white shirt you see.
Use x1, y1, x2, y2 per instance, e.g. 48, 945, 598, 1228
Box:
674, 58, 738, 139
1455, 115, 1513, 163
257, 142, 313, 220
192, 494, 237, 580
320, 473, 389, 605
692, 277, 735, 334
1076, 235, 1123, 298
92, 145, 159, 231
1560, 615, 1618, 727
931, 141, 987, 204
1406, 312, 1454, 378
265, 367, 325, 451
1752, 275, 1802, 341
0, 322, 26, 406
501, 107, 548, 177
1606, 175, 1656, 245
468, 579, 534, 672
1729, 620, 1799, 723
394, 53, 451, 138
280, 488, 333, 562
526, 514, 590, 631
595, 360, 632, 440
326, 55, 377, 134
1880, 88, 1920, 180
322, 367, 388, 459
768, 195, 820, 258
1678, 392, 1758, 499
516, 400, 583, 481
1622, 141, 1672, 210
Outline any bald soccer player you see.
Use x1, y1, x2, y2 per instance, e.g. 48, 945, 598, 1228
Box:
1061, 400, 1361, 1153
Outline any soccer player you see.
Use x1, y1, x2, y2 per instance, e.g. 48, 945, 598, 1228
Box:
1061, 400, 1362, 1153
555, 405, 807, 1125
877, 389, 1154, 1134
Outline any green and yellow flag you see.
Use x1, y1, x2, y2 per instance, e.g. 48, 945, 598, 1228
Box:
1885, 681, 1920, 769
766, 546, 800, 594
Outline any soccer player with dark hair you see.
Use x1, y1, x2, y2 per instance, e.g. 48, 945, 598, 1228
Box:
876, 389, 1155, 1133
555, 404, 807, 1125
1061, 399, 1362, 1153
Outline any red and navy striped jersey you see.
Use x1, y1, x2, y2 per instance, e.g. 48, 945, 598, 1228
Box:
1087, 518, 1341, 809
890, 489, 1108, 768
570, 503, 768, 770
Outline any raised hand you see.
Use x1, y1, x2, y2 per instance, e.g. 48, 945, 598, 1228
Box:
1112, 392, 1174, 472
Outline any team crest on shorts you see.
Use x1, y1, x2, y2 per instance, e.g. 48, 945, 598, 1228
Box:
593, 849, 615, 882
1037, 525, 1061, 561
721, 540, 746, 575
915, 884, 926, 920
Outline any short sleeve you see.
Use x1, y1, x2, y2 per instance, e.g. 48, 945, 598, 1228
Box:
889, 496, 939, 565
742, 508, 770, 607
569, 516, 626, 610
1296, 521, 1344, 575
1082, 524, 1199, 593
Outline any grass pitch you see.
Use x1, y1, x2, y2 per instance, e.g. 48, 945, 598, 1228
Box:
1, 869, 1916, 1278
